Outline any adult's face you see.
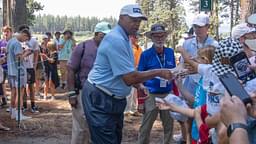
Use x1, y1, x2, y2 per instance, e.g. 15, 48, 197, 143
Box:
3, 29, 12, 40
120, 15, 142, 35
151, 32, 167, 48
64, 33, 72, 39
241, 32, 256, 56
55, 33, 60, 39
94, 32, 105, 43
20, 33, 29, 42
193, 24, 209, 38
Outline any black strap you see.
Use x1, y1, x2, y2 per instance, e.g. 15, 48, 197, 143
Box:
76, 42, 86, 73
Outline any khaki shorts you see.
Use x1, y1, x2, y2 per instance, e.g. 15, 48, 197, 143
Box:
35, 69, 44, 80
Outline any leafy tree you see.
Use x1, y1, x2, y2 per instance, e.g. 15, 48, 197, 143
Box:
31, 14, 117, 34
137, 0, 187, 49
26, 0, 44, 26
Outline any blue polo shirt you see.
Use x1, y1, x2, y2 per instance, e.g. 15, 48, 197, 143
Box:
87, 24, 135, 97
138, 46, 176, 94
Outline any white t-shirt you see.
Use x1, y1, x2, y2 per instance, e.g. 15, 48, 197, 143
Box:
198, 64, 225, 115
23, 37, 39, 69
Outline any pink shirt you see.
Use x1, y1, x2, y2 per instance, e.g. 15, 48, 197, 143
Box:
67, 39, 97, 87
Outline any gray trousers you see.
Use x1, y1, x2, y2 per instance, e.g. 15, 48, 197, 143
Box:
71, 92, 90, 144
138, 93, 173, 144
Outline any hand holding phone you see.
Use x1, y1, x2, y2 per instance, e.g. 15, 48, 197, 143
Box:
230, 51, 256, 83
219, 72, 252, 105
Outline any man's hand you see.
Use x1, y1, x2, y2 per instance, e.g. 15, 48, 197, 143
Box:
69, 96, 78, 108
159, 69, 174, 80
246, 93, 256, 118
220, 95, 247, 126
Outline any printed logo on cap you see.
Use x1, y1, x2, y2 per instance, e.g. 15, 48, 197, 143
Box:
152, 25, 165, 32
133, 8, 142, 14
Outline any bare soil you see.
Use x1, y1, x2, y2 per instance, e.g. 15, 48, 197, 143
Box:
0, 89, 180, 144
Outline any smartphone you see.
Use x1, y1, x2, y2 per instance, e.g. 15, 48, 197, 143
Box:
219, 72, 252, 105
230, 51, 256, 82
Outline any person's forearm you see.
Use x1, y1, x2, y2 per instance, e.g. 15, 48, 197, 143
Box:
123, 69, 165, 86
180, 50, 191, 62
67, 67, 76, 91
33, 51, 39, 69
195, 117, 203, 130
229, 128, 249, 144
171, 104, 194, 118
180, 50, 199, 71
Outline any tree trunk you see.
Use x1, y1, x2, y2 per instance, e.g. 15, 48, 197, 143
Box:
230, 0, 234, 36
3, 0, 7, 26
12, 0, 27, 32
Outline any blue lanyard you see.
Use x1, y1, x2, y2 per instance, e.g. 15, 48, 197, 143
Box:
156, 54, 165, 68
196, 36, 208, 49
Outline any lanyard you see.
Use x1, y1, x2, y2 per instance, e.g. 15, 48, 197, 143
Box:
196, 36, 208, 49
156, 53, 165, 68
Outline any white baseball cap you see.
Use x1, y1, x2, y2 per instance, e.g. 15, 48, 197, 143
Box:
248, 13, 256, 25
94, 21, 112, 34
231, 23, 255, 39
120, 4, 147, 20
192, 13, 210, 26
42, 35, 48, 39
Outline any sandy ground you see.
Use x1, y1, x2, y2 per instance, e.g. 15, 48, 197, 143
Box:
0, 89, 180, 144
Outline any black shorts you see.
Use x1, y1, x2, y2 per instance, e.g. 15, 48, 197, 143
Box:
27, 68, 35, 84
3, 69, 7, 83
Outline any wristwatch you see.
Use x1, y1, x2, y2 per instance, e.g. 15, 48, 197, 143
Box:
227, 123, 248, 137
68, 91, 77, 98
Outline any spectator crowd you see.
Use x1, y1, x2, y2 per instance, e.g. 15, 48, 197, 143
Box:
0, 3, 256, 144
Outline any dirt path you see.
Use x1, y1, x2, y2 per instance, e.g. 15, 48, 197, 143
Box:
0, 90, 180, 144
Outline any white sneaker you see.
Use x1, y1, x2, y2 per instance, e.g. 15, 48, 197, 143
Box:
173, 133, 183, 142
15, 111, 32, 121
11, 108, 16, 119
6, 107, 10, 112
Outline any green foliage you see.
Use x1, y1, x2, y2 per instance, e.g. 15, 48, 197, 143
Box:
137, 0, 187, 49
26, 0, 44, 26
31, 14, 117, 34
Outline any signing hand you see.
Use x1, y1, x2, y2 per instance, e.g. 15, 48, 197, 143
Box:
159, 69, 174, 80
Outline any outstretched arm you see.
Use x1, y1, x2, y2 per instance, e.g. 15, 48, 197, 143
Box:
156, 101, 194, 118
178, 47, 199, 73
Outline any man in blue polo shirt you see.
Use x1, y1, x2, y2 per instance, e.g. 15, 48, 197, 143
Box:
137, 24, 176, 144
81, 4, 176, 144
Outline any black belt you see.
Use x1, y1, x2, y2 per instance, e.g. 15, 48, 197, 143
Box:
87, 79, 125, 100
